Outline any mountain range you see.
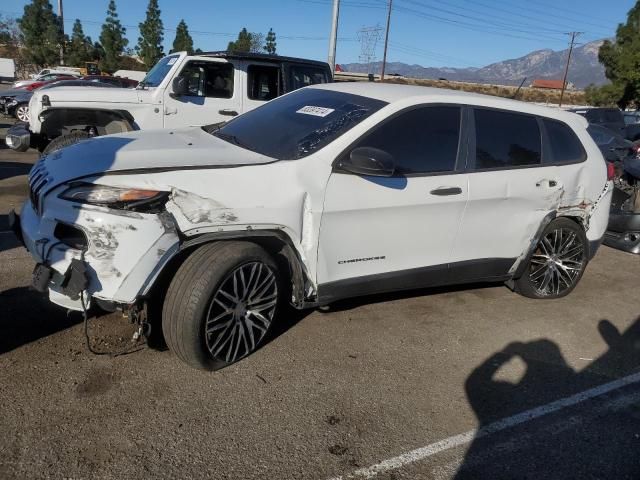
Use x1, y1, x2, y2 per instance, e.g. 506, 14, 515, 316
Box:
340, 40, 608, 89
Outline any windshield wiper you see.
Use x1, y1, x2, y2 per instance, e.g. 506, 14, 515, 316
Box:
214, 131, 252, 151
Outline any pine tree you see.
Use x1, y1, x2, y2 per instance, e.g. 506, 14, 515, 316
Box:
99, 0, 128, 73
137, 0, 164, 70
227, 28, 252, 53
171, 19, 194, 54
18, 0, 62, 68
596, 2, 640, 108
66, 19, 92, 67
264, 28, 277, 55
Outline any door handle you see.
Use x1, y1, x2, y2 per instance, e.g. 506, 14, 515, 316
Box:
219, 109, 239, 117
164, 106, 177, 115
430, 187, 463, 196
536, 179, 561, 188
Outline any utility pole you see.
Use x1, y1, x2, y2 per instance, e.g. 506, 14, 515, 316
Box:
559, 31, 582, 107
380, 0, 393, 81
328, 0, 340, 74
58, 0, 65, 65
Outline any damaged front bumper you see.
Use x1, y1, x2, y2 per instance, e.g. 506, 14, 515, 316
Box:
17, 194, 180, 311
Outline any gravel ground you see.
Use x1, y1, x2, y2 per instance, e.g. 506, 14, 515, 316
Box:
1, 104, 639, 480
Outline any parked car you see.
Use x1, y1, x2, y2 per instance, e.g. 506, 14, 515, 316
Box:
9, 83, 612, 370
81, 75, 139, 88
570, 107, 640, 141
586, 124, 639, 162
29, 67, 82, 79
13, 73, 79, 89
5, 51, 332, 153
1, 80, 116, 122
605, 156, 640, 254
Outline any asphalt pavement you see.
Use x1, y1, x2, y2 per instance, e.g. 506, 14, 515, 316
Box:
1, 103, 639, 480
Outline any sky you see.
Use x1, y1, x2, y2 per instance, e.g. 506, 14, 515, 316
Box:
2, 0, 637, 68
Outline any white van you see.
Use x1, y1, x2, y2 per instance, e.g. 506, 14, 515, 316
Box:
0, 58, 16, 83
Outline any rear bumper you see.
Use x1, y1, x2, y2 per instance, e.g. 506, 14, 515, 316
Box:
603, 210, 640, 254
5, 123, 31, 152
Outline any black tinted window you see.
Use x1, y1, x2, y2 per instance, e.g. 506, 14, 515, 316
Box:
353, 106, 460, 174
248, 65, 279, 101
474, 109, 541, 169
543, 119, 586, 164
289, 66, 330, 90
179, 61, 234, 98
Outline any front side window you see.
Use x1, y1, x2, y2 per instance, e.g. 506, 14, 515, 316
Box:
543, 119, 586, 164
211, 88, 387, 160
140, 54, 179, 87
248, 65, 279, 101
289, 65, 330, 91
350, 106, 461, 174
178, 61, 234, 98
474, 109, 541, 169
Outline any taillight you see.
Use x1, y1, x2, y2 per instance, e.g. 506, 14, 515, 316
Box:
607, 162, 616, 181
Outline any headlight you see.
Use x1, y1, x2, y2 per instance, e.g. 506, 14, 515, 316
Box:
60, 183, 169, 211
7, 100, 18, 106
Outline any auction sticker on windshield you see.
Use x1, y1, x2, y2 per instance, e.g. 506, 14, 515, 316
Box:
296, 106, 335, 117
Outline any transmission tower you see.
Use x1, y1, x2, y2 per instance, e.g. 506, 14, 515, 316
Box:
357, 25, 383, 75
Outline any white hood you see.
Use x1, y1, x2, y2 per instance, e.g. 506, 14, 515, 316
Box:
37, 127, 277, 188
34, 85, 141, 105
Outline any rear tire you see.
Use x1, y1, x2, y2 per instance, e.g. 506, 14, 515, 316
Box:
41, 131, 92, 157
162, 242, 280, 370
515, 217, 588, 299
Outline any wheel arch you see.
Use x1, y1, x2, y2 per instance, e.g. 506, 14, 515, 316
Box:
511, 211, 591, 281
40, 107, 137, 140
143, 230, 315, 312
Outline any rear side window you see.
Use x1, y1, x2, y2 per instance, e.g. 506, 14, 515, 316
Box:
289, 65, 330, 91
543, 119, 586, 164
353, 106, 461, 174
602, 109, 623, 123
247, 64, 279, 101
473, 109, 541, 169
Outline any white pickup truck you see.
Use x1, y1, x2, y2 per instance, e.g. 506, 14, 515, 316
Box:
6, 51, 332, 153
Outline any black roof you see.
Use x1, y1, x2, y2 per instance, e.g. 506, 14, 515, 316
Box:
198, 51, 330, 68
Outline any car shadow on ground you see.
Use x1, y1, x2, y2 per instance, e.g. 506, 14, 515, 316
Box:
320, 281, 498, 313
0, 215, 20, 253
0, 287, 82, 355
0, 161, 31, 181
454, 316, 640, 479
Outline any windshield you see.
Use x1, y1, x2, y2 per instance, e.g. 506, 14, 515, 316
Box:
210, 88, 387, 160
140, 55, 179, 87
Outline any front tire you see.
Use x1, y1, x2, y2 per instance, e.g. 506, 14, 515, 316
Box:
14, 103, 29, 123
515, 218, 588, 299
162, 242, 280, 370
41, 131, 92, 157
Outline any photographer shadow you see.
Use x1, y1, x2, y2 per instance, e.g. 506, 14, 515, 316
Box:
455, 317, 640, 479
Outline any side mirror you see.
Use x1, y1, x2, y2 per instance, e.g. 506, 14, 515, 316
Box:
171, 76, 189, 97
338, 147, 396, 177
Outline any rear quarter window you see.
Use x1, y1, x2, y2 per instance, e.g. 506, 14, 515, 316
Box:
543, 119, 587, 164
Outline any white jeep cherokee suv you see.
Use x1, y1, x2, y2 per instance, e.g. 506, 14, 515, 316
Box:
10, 83, 612, 370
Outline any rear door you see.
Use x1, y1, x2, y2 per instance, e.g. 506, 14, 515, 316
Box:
451, 108, 560, 273
163, 58, 242, 127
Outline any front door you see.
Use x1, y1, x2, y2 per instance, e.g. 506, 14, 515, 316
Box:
317, 105, 468, 297
163, 58, 242, 127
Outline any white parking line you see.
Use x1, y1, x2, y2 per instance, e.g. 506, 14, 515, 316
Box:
329, 371, 640, 480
